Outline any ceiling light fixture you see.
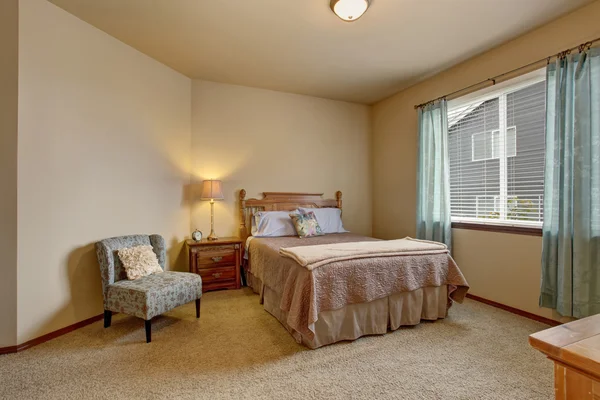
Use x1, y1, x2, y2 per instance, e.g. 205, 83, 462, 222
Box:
330, 0, 370, 22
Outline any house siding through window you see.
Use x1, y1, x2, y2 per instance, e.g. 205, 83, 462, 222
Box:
448, 81, 546, 223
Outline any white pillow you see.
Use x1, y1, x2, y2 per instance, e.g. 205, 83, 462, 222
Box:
252, 211, 298, 237
118, 245, 163, 280
298, 207, 348, 234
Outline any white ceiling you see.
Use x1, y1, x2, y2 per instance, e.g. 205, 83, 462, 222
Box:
48, 0, 592, 104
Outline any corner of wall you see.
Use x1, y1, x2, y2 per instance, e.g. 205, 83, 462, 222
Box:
0, 0, 19, 348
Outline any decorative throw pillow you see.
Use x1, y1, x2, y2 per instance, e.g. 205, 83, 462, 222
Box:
289, 211, 324, 238
117, 245, 163, 280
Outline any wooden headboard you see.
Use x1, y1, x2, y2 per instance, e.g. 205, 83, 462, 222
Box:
239, 190, 342, 242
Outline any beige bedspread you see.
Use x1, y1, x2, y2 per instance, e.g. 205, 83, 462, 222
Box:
248, 233, 469, 341
279, 237, 448, 270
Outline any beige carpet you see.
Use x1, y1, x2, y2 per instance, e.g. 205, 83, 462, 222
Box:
0, 288, 553, 400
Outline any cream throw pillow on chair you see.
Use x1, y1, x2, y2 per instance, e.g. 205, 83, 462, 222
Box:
118, 245, 163, 280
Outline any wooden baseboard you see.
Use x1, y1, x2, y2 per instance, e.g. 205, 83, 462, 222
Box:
0, 345, 18, 355
466, 293, 561, 327
0, 312, 105, 355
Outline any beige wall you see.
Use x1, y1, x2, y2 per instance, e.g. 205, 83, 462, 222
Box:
190, 80, 372, 238
0, 0, 19, 348
372, 0, 600, 322
16, 0, 192, 343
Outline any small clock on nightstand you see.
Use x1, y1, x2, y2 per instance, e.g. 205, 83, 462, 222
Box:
192, 229, 203, 242
186, 237, 242, 293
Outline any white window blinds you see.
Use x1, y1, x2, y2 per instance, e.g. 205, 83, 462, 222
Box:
447, 72, 546, 227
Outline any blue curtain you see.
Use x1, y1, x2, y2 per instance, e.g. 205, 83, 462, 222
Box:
540, 48, 600, 318
416, 100, 452, 249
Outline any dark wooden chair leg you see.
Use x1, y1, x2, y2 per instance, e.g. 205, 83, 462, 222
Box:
196, 298, 201, 319
104, 310, 112, 328
145, 319, 151, 343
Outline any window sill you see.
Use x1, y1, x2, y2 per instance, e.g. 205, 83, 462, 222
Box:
451, 221, 542, 236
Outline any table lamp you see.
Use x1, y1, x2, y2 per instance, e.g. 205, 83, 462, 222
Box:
200, 179, 224, 240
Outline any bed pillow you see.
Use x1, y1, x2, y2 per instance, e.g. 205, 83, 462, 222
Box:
117, 245, 163, 280
252, 211, 298, 237
289, 211, 324, 238
298, 207, 348, 234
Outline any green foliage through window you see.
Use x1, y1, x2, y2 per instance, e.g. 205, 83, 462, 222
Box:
480, 197, 537, 221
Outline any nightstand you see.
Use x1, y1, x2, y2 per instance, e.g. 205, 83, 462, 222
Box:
186, 237, 242, 292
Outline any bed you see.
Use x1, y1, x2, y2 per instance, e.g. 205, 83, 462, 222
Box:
239, 190, 469, 349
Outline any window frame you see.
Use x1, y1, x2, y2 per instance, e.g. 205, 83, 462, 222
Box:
447, 69, 546, 235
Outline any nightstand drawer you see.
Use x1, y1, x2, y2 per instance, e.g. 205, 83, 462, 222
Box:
196, 248, 236, 268
198, 265, 236, 283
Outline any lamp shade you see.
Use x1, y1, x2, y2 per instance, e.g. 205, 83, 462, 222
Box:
330, 0, 370, 22
200, 180, 224, 201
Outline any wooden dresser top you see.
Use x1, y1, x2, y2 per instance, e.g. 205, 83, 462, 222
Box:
530, 314, 600, 379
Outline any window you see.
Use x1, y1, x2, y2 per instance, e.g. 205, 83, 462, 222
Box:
471, 127, 516, 162
506, 126, 517, 158
448, 70, 546, 228
471, 132, 494, 161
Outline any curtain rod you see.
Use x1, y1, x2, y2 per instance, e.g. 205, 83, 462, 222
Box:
414, 37, 600, 110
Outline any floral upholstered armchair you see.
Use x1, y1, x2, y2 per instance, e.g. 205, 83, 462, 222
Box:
95, 234, 202, 343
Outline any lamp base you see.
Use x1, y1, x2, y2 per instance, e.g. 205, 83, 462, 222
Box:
207, 231, 219, 241
208, 200, 218, 240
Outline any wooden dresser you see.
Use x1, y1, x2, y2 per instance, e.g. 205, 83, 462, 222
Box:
186, 237, 242, 292
530, 314, 600, 399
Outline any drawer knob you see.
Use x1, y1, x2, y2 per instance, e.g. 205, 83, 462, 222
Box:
211, 256, 223, 262
212, 272, 222, 278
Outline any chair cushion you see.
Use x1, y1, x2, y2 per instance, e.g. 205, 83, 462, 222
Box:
105, 271, 202, 320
